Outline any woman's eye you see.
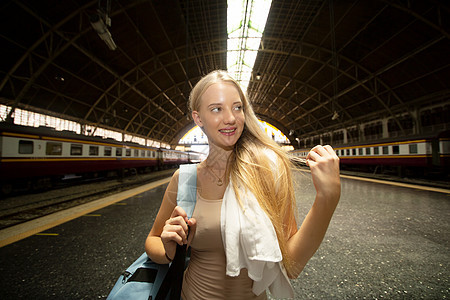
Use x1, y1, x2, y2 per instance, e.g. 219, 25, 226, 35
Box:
234, 105, 242, 111
211, 107, 220, 112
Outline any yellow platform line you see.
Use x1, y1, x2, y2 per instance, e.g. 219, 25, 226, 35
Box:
340, 174, 450, 194
298, 169, 450, 194
35, 233, 59, 236
0, 177, 171, 248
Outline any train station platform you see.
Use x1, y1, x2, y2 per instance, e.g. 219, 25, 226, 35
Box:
0, 171, 448, 299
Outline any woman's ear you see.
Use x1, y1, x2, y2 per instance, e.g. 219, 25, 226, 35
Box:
192, 111, 203, 128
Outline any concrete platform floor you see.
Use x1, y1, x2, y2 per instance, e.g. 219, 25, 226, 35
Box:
0, 170, 448, 299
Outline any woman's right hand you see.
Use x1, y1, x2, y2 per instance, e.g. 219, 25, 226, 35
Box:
160, 206, 197, 261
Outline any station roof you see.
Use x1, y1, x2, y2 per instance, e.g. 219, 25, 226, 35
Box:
1, 0, 449, 145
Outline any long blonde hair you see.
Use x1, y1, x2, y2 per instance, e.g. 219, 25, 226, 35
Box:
189, 70, 297, 274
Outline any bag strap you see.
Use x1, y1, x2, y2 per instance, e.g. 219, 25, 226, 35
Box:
176, 164, 197, 218
155, 164, 197, 300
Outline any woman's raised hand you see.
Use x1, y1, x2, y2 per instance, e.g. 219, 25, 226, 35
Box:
306, 145, 341, 202
160, 206, 197, 260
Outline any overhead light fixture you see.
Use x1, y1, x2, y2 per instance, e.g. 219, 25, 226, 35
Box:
255, 73, 262, 80
90, 13, 117, 50
332, 111, 339, 120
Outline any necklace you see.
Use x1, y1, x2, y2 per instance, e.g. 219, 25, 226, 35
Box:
205, 164, 225, 186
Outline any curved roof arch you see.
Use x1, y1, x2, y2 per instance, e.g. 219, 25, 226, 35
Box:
1, 0, 448, 147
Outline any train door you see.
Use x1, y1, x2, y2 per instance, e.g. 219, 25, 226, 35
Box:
157, 148, 163, 170
431, 139, 440, 166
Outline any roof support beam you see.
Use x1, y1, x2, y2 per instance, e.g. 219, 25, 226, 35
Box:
6, 1, 175, 143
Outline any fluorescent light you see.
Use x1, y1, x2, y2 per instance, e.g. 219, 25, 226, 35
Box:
90, 14, 117, 51
332, 111, 339, 120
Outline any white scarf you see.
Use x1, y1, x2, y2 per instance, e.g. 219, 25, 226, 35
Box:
220, 151, 294, 298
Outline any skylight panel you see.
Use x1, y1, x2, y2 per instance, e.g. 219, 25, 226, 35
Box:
227, 0, 272, 92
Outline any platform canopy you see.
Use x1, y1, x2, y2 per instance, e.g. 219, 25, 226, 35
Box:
1, 0, 449, 146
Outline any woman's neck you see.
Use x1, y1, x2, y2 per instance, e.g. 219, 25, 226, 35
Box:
205, 143, 232, 170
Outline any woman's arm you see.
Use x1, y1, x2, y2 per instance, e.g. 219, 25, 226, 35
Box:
287, 145, 341, 278
145, 170, 196, 264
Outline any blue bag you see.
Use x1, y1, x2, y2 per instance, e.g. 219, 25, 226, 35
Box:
107, 164, 197, 300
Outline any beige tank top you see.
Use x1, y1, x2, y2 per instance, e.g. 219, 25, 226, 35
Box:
181, 192, 267, 300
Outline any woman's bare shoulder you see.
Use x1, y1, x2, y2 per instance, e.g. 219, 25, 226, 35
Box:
164, 169, 180, 196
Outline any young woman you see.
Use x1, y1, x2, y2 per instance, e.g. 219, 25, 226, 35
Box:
145, 70, 341, 299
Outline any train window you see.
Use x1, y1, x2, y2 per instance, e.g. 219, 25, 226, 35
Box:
147, 151, 151, 157
409, 144, 418, 154
104, 147, 112, 156
70, 144, 83, 156
373, 147, 379, 155
358, 148, 363, 155
365, 147, 371, 155
89, 146, 99, 156
19, 140, 34, 154
352, 149, 356, 155
346, 149, 350, 156
46, 142, 62, 155
116, 148, 122, 156
134, 149, 139, 157
141, 150, 145, 157
393, 145, 399, 155
126, 149, 131, 156
382, 146, 389, 155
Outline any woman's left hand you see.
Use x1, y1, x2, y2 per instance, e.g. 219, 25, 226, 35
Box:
306, 145, 341, 201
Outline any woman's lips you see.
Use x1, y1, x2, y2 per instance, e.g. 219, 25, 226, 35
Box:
219, 128, 236, 136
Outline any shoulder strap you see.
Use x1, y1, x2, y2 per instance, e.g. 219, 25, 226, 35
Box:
156, 164, 197, 300
176, 164, 197, 219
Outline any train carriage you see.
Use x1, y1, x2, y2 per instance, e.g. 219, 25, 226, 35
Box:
0, 123, 193, 195
438, 131, 450, 168
291, 130, 449, 177
159, 148, 190, 167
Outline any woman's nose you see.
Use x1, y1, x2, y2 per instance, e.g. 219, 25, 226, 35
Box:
223, 108, 236, 124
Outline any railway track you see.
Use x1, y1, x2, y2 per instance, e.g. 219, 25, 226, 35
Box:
1, 167, 447, 231
0, 169, 175, 230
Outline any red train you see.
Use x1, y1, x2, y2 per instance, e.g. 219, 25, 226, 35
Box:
291, 130, 450, 178
0, 123, 201, 195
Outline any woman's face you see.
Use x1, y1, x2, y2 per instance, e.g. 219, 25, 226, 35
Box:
192, 82, 245, 151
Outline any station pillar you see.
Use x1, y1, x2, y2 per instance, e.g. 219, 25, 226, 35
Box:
382, 118, 389, 138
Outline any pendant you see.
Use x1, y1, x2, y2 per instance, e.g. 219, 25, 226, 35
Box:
217, 178, 223, 186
